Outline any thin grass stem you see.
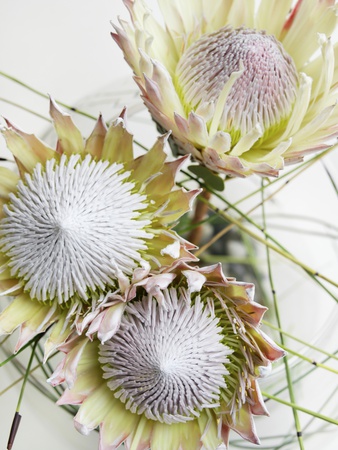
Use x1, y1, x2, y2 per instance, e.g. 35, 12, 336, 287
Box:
261, 179, 305, 450
263, 320, 338, 361
0, 70, 97, 121
262, 391, 338, 426
0, 337, 38, 367
0, 97, 50, 122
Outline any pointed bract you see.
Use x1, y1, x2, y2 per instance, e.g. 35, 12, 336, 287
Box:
114, 0, 338, 177
84, 114, 107, 158
49, 98, 85, 155
0, 101, 198, 358
51, 262, 284, 449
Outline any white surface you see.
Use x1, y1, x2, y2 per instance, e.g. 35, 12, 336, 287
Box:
1, 1, 338, 450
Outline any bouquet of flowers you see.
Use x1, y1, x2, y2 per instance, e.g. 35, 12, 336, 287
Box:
1, 1, 338, 449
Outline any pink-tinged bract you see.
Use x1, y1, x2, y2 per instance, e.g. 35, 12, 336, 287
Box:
50, 263, 285, 449
113, 0, 338, 177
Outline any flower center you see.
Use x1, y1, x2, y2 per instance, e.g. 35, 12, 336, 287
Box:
99, 290, 232, 423
0, 154, 151, 303
176, 26, 298, 139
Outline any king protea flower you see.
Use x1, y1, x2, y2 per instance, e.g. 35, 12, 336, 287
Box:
50, 263, 284, 449
113, 0, 338, 176
0, 99, 199, 357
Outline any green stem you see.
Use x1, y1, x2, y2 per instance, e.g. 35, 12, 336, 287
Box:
232, 146, 335, 208
262, 391, 338, 426
261, 179, 305, 450
0, 97, 50, 122
258, 223, 338, 239
202, 197, 338, 293
302, 382, 338, 433
0, 334, 11, 346
0, 70, 97, 121
16, 338, 40, 412
322, 161, 338, 196
133, 139, 149, 152
263, 320, 338, 361
0, 337, 38, 367
3, 354, 78, 440
7, 337, 41, 450
0, 360, 46, 397
240, 229, 271, 308
180, 169, 338, 300
270, 348, 338, 399
278, 343, 338, 375
250, 212, 338, 234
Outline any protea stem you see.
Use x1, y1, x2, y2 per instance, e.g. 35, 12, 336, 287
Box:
0, 338, 37, 368
15, 337, 40, 412
187, 189, 211, 246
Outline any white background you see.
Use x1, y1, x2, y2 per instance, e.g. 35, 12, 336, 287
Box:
0, 1, 338, 450
0, 2, 141, 449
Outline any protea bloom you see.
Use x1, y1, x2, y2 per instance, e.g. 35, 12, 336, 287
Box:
0, 100, 199, 356
50, 263, 284, 449
113, 0, 338, 176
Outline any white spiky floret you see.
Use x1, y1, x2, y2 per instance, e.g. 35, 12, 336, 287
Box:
99, 287, 232, 424
0, 154, 152, 303
176, 26, 299, 142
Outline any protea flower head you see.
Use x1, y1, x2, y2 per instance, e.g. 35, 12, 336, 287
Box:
0, 99, 199, 356
50, 263, 285, 449
113, 0, 338, 176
